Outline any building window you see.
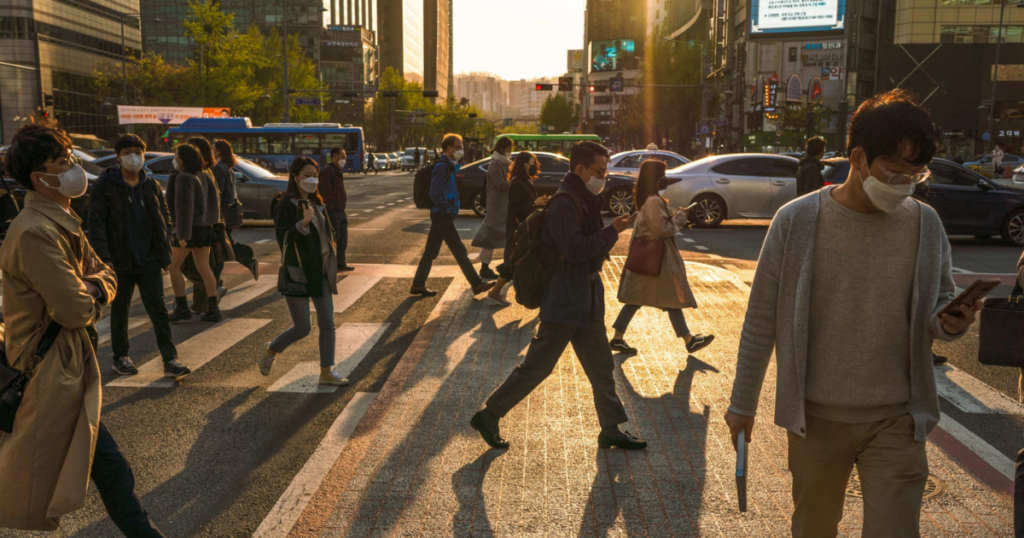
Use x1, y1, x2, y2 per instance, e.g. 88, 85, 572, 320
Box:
786, 74, 802, 102
939, 25, 1024, 43
788, 47, 797, 62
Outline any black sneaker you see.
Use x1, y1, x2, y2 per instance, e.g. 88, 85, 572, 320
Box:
932, 353, 949, 365
609, 339, 637, 354
111, 356, 138, 375
685, 334, 715, 354
479, 265, 498, 280
163, 359, 191, 378
597, 429, 648, 450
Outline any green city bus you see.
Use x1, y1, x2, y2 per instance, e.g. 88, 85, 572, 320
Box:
493, 133, 601, 155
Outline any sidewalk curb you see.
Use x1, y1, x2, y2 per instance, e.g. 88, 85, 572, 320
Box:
930, 414, 1014, 497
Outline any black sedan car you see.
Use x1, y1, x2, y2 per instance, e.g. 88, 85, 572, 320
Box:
455, 152, 636, 217
822, 157, 1024, 246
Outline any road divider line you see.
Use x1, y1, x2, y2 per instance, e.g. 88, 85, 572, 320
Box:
682, 238, 695, 243
106, 318, 272, 388
934, 364, 1024, 416
695, 246, 708, 251
333, 275, 382, 314
267, 323, 389, 394
931, 413, 1014, 495
252, 392, 377, 538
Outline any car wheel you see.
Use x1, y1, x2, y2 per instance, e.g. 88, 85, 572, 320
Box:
1001, 209, 1024, 246
689, 194, 726, 228
472, 190, 487, 217
606, 187, 635, 217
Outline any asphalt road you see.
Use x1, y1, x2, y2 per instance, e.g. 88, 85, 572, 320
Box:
3, 169, 1021, 537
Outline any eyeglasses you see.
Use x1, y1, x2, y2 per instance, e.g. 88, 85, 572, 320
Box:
874, 162, 931, 185
588, 166, 608, 178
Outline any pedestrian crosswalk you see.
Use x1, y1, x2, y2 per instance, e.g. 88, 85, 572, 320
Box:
267, 323, 389, 393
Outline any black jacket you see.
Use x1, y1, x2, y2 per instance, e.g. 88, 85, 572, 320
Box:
212, 161, 238, 210
795, 157, 825, 196
506, 174, 538, 238
275, 198, 337, 298
87, 166, 172, 272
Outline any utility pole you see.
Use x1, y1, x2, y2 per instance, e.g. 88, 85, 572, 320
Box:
282, 3, 290, 123
988, 0, 1009, 151
699, 43, 709, 157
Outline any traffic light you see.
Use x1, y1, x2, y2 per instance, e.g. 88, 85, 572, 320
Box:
535, 83, 554, 91
588, 85, 606, 92
43, 94, 53, 107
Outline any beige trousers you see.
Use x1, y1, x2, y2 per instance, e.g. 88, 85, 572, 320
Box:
788, 413, 928, 538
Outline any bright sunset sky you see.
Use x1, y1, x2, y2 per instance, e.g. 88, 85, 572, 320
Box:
451, 0, 586, 81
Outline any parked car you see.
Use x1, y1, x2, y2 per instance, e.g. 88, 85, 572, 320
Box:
401, 147, 428, 171
662, 154, 801, 227
387, 152, 399, 170
455, 151, 636, 217
373, 153, 390, 170
90, 148, 116, 158
0, 158, 105, 226
95, 152, 287, 219
963, 153, 1022, 179
608, 150, 690, 178
1, 145, 99, 163
823, 157, 1024, 246
1013, 163, 1024, 186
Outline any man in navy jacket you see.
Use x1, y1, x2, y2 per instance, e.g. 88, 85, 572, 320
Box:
410, 133, 494, 297
472, 141, 644, 450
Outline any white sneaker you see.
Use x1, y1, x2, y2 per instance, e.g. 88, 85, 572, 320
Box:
258, 343, 275, 376
319, 372, 350, 386
484, 295, 510, 307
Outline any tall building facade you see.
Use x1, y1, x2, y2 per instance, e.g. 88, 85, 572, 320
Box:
1, 0, 142, 144
584, 0, 647, 141
423, 0, 451, 100
377, 0, 424, 83
330, 0, 378, 33
321, 25, 377, 125
454, 74, 507, 116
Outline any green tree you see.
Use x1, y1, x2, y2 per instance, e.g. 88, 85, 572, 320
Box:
540, 93, 579, 134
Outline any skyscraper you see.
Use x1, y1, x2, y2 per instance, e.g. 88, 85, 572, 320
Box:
377, 0, 424, 83
423, 0, 451, 100
330, 0, 377, 34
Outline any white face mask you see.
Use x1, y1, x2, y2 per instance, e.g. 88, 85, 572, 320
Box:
38, 164, 88, 198
859, 161, 915, 213
453, 149, 465, 161
173, 157, 182, 171
585, 171, 607, 196
299, 176, 319, 193
121, 153, 144, 172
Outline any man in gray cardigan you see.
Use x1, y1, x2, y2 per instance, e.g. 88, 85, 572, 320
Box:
725, 90, 983, 537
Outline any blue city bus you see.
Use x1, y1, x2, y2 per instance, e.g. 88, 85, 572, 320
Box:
169, 118, 365, 174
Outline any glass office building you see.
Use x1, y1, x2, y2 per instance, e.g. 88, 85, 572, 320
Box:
378, 0, 423, 83
321, 25, 377, 124
0, 0, 142, 144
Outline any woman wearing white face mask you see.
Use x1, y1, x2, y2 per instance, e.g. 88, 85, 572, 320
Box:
471, 137, 515, 283
257, 157, 347, 387
167, 143, 222, 323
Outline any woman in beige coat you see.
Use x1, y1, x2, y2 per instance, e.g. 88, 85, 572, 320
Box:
610, 159, 714, 355
0, 123, 164, 536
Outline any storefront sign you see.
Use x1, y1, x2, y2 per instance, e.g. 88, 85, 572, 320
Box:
328, 26, 357, 32
802, 51, 843, 66
820, 66, 843, 80
999, 129, 1022, 137
764, 79, 779, 111
117, 106, 230, 125
804, 42, 842, 50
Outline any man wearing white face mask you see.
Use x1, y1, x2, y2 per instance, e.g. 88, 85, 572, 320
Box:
725, 90, 983, 537
89, 134, 187, 378
411, 133, 494, 296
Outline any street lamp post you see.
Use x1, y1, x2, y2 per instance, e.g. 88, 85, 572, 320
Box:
986, 0, 1024, 150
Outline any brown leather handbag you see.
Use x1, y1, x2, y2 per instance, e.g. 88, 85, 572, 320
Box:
978, 283, 1024, 367
624, 233, 665, 277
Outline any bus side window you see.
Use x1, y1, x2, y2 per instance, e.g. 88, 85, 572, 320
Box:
265, 134, 289, 155
291, 133, 321, 156
250, 135, 269, 154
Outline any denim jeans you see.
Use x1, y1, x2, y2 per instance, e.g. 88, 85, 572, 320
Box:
91, 422, 166, 537
413, 212, 481, 288
270, 277, 336, 367
328, 210, 349, 268
110, 269, 177, 362
613, 304, 690, 338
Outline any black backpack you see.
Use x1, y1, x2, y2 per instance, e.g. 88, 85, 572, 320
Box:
510, 192, 583, 309
413, 159, 453, 210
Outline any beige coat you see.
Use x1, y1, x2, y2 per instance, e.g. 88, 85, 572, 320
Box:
0, 191, 116, 531
617, 195, 697, 310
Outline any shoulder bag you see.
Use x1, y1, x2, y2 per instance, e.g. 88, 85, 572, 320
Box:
978, 282, 1024, 367
623, 203, 666, 277
276, 231, 308, 295
0, 320, 63, 433
223, 202, 244, 230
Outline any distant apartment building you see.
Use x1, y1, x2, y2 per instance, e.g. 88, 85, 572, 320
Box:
454, 74, 508, 116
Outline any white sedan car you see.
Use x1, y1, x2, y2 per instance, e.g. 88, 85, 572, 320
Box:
661, 154, 801, 227
608, 150, 690, 177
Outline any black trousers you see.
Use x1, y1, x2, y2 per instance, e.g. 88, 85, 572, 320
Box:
413, 212, 481, 288
91, 422, 166, 538
110, 269, 177, 362
485, 319, 629, 428
328, 210, 349, 268
1015, 446, 1023, 537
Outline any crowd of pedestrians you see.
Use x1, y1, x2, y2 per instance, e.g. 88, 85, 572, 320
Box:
0, 89, 1017, 538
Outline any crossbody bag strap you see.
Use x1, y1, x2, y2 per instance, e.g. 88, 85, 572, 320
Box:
24, 321, 62, 380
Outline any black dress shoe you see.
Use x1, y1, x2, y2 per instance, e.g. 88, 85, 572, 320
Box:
597, 429, 648, 450
685, 334, 715, 354
609, 339, 637, 354
410, 286, 438, 297
339, 265, 356, 272
932, 353, 949, 365
470, 410, 509, 449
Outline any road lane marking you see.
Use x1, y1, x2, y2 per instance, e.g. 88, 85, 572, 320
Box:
682, 238, 695, 243
695, 246, 708, 251
220, 280, 279, 311
267, 323, 389, 393
254, 239, 272, 244
935, 412, 1014, 482
707, 253, 722, 259
97, 316, 150, 346
252, 392, 377, 538
468, 252, 479, 260
934, 364, 1024, 416
107, 318, 272, 388
376, 205, 385, 209
349, 228, 385, 231
333, 275, 382, 314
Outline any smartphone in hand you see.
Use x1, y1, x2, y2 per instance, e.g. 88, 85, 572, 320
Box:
940, 278, 1001, 318
736, 430, 748, 512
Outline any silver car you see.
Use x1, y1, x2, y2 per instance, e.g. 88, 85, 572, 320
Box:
608, 150, 690, 178
662, 154, 800, 227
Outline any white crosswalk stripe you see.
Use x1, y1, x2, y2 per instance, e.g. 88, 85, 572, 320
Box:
219, 279, 279, 311
107, 318, 272, 388
935, 364, 1024, 416
333, 275, 382, 313
267, 323, 389, 394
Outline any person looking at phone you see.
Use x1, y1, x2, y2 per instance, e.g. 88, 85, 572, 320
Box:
609, 159, 714, 355
725, 90, 981, 537
257, 157, 347, 387
471, 141, 646, 451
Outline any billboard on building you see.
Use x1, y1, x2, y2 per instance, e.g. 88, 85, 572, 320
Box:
590, 40, 639, 72
117, 106, 230, 125
750, 0, 845, 35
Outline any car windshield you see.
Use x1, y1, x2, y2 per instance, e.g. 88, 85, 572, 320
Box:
235, 158, 278, 179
